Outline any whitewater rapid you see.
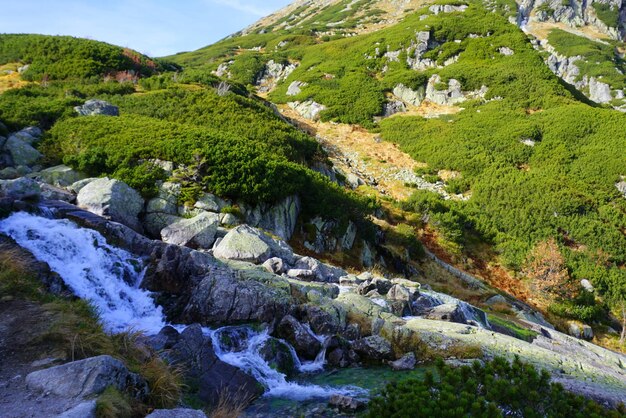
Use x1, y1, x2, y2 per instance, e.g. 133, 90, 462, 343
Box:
0, 212, 367, 401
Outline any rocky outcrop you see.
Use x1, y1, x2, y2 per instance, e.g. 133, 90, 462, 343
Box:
256, 60, 298, 93
392, 84, 425, 106
288, 100, 326, 121
76, 177, 144, 231
425, 74, 488, 106
286, 80, 307, 96
241, 194, 300, 240
74, 99, 119, 116
351, 335, 392, 361
26, 355, 147, 400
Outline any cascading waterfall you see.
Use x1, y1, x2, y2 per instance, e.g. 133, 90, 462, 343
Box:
0, 212, 366, 401
0, 212, 166, 334
208, 327, 366, 400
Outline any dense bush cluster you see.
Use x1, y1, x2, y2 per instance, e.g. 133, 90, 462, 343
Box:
0, 34, 172, 81
368, 357, 625, 417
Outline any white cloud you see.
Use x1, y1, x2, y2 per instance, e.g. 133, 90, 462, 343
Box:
209, 0, 273, 17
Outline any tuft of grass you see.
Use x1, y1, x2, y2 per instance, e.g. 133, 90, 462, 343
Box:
206, 388, 257, 418
140, 357, 185, 409
487, 314, 539, 342
96, 387, 133, 418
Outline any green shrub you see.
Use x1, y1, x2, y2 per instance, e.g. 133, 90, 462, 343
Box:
367, 357, 625, 417
592, 3, 620, 28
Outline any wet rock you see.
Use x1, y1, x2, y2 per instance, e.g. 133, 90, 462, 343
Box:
329, 394, 366, 412
76, 177, 144, 231
160, 212, 220, 249
259, 337, 298, 377
390, 352, 416, 370
276, 315, 322, 360
164, 325, 263, 406
26, 355, 147, 400
74, 99, 119, 116
352, 335, 392, 361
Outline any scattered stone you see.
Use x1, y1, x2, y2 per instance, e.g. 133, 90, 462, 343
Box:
352, 335, 392, 361
262, 257, 285, 274
288, 100, 326, 121
390, 352, 417, 370
329, 394, 366, 412
74, 99, 119, 116
581, 279, 594, 293
498, 46, 514, 56
160, 212, 220, 249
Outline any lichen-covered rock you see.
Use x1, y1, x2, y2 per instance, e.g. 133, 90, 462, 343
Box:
259, 337, 298, 377
194, 192, 228, 212
26, 355, 147, 400
390, 352, 416, 370
160, 212, 220, 249
0, 177, 40, 199
35, 165, 85, 187
213, 224, 293, 263
74, 99, 119, 116
242, 194, 300, 240
76, 177, 144, 231
4, 135, 42, 166
288, 100, 326, 121
393, 83, 425, 106
352, 335, 392, 361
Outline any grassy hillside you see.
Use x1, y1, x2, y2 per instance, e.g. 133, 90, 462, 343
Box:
170, 0, 626, 324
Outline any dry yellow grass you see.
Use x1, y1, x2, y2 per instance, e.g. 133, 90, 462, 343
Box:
0, 63, 32, 93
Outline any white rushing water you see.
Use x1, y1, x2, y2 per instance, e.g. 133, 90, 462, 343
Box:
208, 326, 366, 400
0, 212, 366, 401
0, 212, 166, 334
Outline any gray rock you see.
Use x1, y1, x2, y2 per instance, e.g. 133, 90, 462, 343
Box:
258, 337, 298, 377
262, 257, 285, 274
288, 100, 326, 121
213, 224, 293, 263
242, 195, 300, 240
329, 394, 366, 412
498, 47, 515, 56
286, 80, 307, 96
26, 355, 147, 400
219, 212, 240, 226
276, 315, 322, 360
0, 177, 41, 199
426, 74, 466, 105
294, 256, 347, 283
340, 221, 357, 250
360, 241, 374, 268
194, 193, 227, 212
425, 303, 467, 324
74, 99, 119, 116
352, 335, 392, 361
4, 135, 42, 166
387, 284, 413, 301
390, 352, 417, 370
57, 400, 96, 418
485, 294, 508, 306
393, 83, 424, 106
76, 177, 144, 231
383, 100, 407, 117
0, 167, 19, 179
568, 321, 594, 340
39, 183, 75, 202
35, 165, 85, 187
144, 213, 181, 237
357, 277, 393, 296
287, 268, 317, 281
146, 409, 207, 418
161, 212, 220, 249
256, 60, 298, 93
68, 178, 98, 194
589, 77, 612, 103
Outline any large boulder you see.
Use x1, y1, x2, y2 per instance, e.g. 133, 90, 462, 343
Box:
25, 355, 147, 400
213, 224, 293, 264
288, 100, 326, 121
275, 315, 322, 360
293, 256, 347, 283
160, 212, 219, 249
0, 177, 40, 199
390, 352, 416, 370
76, 177, 144, 231
4, 134, 42, 166
258, 337, 298, 377
393, 83, 425, 106
425, 303, 467, 324
352, 335, 392, 361
74, 99, 119, 116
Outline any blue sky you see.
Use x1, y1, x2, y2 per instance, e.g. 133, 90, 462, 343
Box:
0, 0, 292, 57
